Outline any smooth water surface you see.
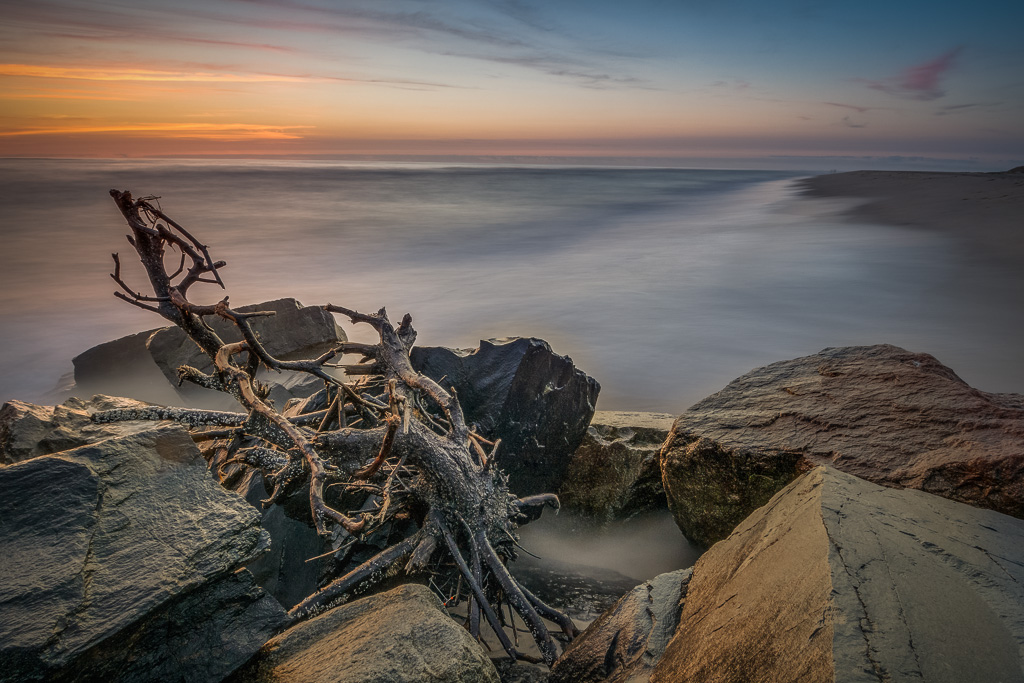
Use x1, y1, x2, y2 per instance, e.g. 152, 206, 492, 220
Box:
1, 159, 1022, 410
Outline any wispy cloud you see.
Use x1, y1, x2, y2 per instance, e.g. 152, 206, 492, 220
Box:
841, 116, 866, 128
934, 102, 1001, 116
859, 47, 962, 101
824, 102, 873, 114
0, 122, 312, 140
447, 52, 655, 90
0, 64, 325, 83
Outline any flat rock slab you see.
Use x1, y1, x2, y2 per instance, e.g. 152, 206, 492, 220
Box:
0, 425, 285, 682
560, 411, 675, 520
231, 583, 500, 683
662, 344, 1024, 545
652, 466, 1024, 683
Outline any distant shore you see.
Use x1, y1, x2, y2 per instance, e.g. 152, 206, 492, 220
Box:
799, 169, 1024, 263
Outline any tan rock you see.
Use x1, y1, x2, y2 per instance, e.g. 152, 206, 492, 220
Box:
231, 583, 499, 683
652, 466, 1024, 683
560, 411, 675, 520
661, 344, 1024, 545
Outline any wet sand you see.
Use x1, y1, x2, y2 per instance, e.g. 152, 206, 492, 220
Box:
800, 169, 1024, 264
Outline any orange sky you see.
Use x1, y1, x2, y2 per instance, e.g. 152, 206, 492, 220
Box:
1, 0, 1022, 163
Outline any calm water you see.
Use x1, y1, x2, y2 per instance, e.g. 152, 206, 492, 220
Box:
2, 159, 1023, 411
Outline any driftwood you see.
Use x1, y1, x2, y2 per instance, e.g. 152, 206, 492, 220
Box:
93, 189, 577, 664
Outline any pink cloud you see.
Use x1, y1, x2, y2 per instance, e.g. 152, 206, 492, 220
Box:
861, 47, 962, 101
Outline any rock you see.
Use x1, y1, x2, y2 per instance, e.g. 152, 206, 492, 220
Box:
661, 436, 810, 547
550, 568, 691, 683
559, 411, 675, 521
0, 425, 285, 682
230, 583, 500, 683
147, 298, 345, 385
411, 337, 600, 496
71, 329, 186, 406
1, 395, 159, 464
651, 466, 1024, 683
661, 344, 1024, 545
70, 298, 345, 407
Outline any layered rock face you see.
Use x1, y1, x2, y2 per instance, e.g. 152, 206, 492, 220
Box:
559, 411, 674, 521
662, 344, 1024, 545
411, 337, 600, 496
651, 467, 1024, 683
0, 425, 285, 682
230, 583, 500, 683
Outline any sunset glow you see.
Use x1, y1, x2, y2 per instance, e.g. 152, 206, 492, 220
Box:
1, 0, 1022, 163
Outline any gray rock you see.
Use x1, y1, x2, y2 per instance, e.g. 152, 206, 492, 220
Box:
411, 337, 600, 496
230, 583, 500, 683
661, 344, 1024, 545
0, 425, 285, 682
69, 298, 345, 408
147, 298, 345, 386
71, 330, 186, 406
550, 568, 691, 683
560, 411, 675, 521
1, 395, 161, 464
652, 467, 1024, 683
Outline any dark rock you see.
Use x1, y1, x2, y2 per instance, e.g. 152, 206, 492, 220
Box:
493, 658, 550, 683
661, 344, 1024, 545
550, 568, 691, 683
652, 466, 1024, 683
0, 425, 285, 682
411, 337, 599, 496
661, 436, 810, 547
230, 583, 500, 683
1, 395, 160, 464
559, 411, 674, 521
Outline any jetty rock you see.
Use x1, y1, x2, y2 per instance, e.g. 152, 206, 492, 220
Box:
649, 466, 1024, 683
661, 344, 1024, 546
550, 568, 691, 683
71, 298, 344, 408
0, 425, 285, 682
229, 583, 499, 683
411, 337, 599, 497
559, 411, 675, 521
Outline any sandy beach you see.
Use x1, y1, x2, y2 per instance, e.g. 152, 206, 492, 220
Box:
800, 169, 1024, 263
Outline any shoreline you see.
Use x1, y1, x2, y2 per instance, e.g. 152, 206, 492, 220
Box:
798, 169, 1024, 263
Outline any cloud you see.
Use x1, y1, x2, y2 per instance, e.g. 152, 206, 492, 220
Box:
934, 102, 1001, 116
841, 116, 866, 128
859, 47, 962, 101
443, 52, 655, 90
0, 122, 312, 140
824, 102, 872, 114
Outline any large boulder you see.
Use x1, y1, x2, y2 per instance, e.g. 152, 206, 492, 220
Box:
146, 298, 345, 385
550, 568, 691, 683
1, 395, 159, 465
0, 425, 286, 682
559, 411, 675, 521
661, 344, 1024, 545
70, 298, 345, 407
651, 466, 1024, 683
411, 337, 600, 496
230, 582, 500, 683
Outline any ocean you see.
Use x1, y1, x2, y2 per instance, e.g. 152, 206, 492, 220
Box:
2, 158, 1023, 414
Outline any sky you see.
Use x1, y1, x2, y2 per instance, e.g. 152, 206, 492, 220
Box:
1, 0, 1023, 164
